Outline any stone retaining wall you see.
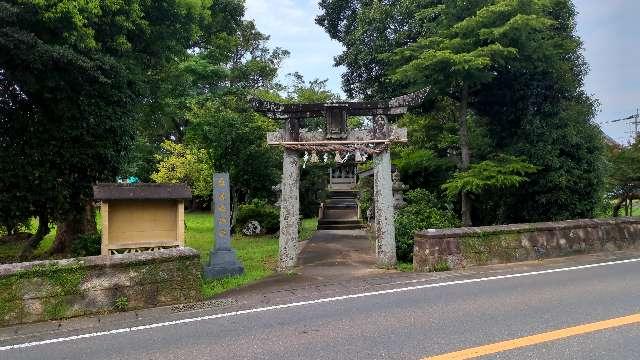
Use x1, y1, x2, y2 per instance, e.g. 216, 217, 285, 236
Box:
0, 248, 202, 326
413, 217, 640, 272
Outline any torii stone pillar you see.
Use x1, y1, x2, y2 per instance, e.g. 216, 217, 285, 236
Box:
373, 115, 397, 267
279, 150, 300, 271
278, 119, 301, 271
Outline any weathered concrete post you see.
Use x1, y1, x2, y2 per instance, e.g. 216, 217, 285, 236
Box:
373, 115, 397, 267
278, 119, 301, 271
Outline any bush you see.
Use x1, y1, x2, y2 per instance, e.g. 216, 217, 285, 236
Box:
234, 199, 280, 235
71, 232, 102, 257
395, 189, 460, 262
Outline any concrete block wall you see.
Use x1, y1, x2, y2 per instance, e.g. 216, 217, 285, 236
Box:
414, 217, 640, 272
0, 248, 202, 326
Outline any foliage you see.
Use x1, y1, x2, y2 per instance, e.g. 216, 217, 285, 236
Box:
0, 0, 219, 252
300, 164, 330, 218
395, 189, 460, 262
318, 0, 607, 224
442, 156, 538, 198
285, 73, 341, 130
187, 97, 280, 202
151, 141, 214, 198
608, 142, 640, 190
113, 296, 129, 312
234, 200, 280, 235
316, 0, 428, 99
606, 140, 640, 216
432, 260, 451, 272
70, 233, 101, 258
357, 175, 374, 220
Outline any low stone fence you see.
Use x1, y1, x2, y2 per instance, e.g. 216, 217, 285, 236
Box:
0, 248, 202, 326
413, 217, 640, 272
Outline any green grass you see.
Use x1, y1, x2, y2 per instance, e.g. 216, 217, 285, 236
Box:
300, 218, 318, 242
189, 212, 318, 298
184, 212, 216, 264
396, 261, 413, 272
0, 242, 22, 264
200, 233, 280, 298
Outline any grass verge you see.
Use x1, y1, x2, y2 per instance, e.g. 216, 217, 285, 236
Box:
187, 212, 317, 298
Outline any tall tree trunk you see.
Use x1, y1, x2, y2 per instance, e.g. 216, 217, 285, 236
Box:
625, 199, 629, 216
21, 211, 50, 257
51, 201, 97, 254
458, 83, 472, 226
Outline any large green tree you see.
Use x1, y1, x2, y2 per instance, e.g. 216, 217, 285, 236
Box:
0, 0, 231, 252
318, 0, 606, 225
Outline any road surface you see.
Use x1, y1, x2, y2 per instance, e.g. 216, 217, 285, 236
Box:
2, 257, 640, 359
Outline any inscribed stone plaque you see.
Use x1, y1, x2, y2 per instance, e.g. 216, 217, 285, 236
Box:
213, 173, 231, 250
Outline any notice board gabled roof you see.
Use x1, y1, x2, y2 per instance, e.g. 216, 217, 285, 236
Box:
93, 183, 192, 201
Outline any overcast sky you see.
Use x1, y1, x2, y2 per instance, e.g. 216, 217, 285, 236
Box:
244, 0, 639, 145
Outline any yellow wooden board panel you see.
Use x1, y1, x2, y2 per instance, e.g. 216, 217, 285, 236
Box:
107, 200, 178, 245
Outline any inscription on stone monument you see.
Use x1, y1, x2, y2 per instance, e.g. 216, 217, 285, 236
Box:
214, 174, 232, 249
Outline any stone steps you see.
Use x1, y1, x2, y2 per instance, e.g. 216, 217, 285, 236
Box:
317, 221, 364, 230
319, 189, 363, 230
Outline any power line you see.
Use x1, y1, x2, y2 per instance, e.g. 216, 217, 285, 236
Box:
603, 108, 639, 143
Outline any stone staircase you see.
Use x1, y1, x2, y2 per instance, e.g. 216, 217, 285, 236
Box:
317, 190, 364, 230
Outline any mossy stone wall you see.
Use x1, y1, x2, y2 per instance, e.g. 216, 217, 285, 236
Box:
413, 217, 640, 272
0, 248, 202, 326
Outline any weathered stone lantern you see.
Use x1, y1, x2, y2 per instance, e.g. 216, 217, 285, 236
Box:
93, 183, 192, 255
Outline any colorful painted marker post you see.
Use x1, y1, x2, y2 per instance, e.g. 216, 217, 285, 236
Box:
203, 173, 244, 279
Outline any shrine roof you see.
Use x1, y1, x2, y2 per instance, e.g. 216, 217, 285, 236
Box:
93, 183, 192, 201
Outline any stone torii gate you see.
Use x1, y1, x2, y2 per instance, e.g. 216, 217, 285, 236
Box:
252, 89, 429, 271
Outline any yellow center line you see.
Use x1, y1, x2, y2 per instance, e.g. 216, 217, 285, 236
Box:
423, 313, 640, 360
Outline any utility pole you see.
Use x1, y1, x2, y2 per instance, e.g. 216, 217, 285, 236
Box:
611, 109, 640, 143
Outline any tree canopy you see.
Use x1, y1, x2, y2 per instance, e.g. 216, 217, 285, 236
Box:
318, 0, 607, 225
0, 0, 284, 251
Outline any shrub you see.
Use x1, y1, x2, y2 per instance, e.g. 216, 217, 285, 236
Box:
234, 199, 280, 235
395, 189, 460, 262
71, 232, 102, 257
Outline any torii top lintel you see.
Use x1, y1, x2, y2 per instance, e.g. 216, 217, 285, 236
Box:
251, 88, 430, 119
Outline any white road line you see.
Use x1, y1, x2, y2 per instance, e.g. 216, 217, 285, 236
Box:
3, 257, 640, 351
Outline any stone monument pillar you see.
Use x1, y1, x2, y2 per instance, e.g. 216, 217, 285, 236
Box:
204, 173, 244, 279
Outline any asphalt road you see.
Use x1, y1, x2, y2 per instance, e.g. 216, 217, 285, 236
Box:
3, 258, 640, 360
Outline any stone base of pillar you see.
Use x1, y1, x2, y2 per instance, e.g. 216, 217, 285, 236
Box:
203, 249, 244, 279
